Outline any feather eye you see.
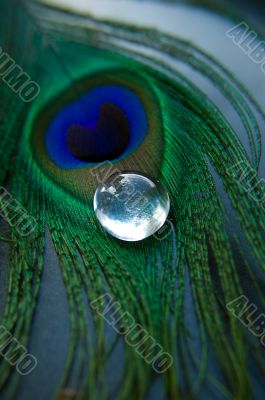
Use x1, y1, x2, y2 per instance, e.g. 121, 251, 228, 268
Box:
27, 52, 163, 200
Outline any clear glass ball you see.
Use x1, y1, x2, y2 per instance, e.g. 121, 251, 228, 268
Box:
93, 171, 170, 241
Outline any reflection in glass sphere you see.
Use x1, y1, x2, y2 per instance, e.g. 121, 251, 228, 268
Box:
93, 171, 170, 241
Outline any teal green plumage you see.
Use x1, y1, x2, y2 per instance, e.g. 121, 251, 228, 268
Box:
0, 0, 264, 399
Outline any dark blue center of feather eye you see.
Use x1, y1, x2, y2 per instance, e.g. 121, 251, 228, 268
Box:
66, 103, 130, 162
45, 85, 147, 169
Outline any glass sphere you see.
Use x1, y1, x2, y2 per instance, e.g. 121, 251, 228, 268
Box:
93, 171, 170, 241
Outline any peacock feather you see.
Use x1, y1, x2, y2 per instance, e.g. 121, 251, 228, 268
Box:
0, 0, 264, 399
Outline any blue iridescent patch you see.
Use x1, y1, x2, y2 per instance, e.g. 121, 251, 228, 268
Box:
45, 85, 148, 169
